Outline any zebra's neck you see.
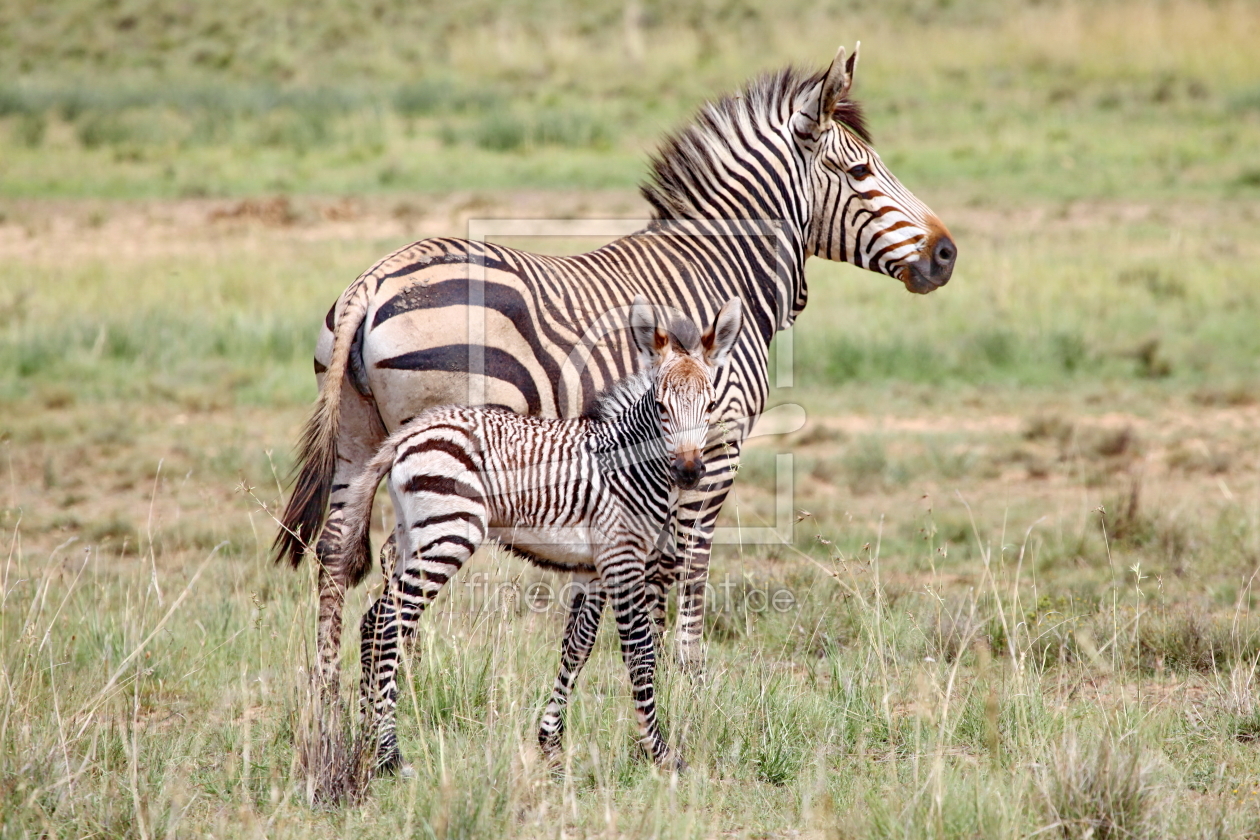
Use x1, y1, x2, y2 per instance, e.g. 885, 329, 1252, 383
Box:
638, 70, 815, 333
590, 377, 669, 476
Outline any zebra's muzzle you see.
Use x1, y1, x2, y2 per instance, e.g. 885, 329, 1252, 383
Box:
670, 457, 706, 490
902, 228, 956, 294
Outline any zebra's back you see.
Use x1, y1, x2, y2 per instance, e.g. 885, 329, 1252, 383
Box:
327, 235, 765, 433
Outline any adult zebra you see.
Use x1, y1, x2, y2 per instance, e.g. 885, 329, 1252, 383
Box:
276, 45, 956, 687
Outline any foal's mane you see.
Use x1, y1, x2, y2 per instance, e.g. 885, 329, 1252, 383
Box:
586, 316, 704, 422
641, 65, 870, 220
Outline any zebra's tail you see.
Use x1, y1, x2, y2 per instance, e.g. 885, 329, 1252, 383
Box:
273, 278, 372, 568
338, 435, 399, 587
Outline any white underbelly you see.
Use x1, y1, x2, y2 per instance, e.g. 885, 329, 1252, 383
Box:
490, 525, 597, 569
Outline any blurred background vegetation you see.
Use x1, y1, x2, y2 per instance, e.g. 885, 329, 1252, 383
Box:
1, 0, 1258, 199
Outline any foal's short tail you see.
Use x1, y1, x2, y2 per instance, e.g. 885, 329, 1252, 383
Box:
337, 435, 400, 588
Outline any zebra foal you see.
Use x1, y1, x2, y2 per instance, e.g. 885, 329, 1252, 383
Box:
337, 296, 742, 772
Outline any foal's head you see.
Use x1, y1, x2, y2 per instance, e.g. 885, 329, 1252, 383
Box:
630, 295, 742, 490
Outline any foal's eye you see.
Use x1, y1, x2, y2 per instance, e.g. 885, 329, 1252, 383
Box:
848, 163, 871, 179
707, 401, 718, 413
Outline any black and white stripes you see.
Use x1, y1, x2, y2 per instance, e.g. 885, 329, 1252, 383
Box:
338, 298, 741, 771
276, 45, 956, 690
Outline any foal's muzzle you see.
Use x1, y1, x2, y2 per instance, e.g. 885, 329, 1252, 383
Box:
670, 456, 706, 490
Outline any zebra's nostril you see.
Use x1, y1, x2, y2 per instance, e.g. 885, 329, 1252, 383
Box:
935, 240, 955, 265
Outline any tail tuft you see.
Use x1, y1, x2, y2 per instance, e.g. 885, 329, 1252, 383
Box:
273, 278, 372, 568
273, 405, 336, 566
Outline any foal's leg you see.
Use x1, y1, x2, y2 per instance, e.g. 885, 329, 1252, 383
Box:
644, 550, 672, 637
603, 542, 680, 769
538, 572, 606, 762
666, 432, 744, 676
377, 531, 399, 581
360, 509, 482, 772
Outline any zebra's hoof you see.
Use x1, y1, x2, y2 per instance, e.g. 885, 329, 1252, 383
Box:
540, 749, 565, 776
654, 749, 687, 774
375, 747, 404, 776
399, 763, 416, 779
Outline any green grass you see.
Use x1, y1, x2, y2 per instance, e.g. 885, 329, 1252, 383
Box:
1, 0, 1259, 199
4, 0, 1260, 836
5, 501, 1260, 838
784, 201, 1260, 390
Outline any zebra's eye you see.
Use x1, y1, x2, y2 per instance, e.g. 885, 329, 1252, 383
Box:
707, 401, 718, 413
848, 163, 871, 179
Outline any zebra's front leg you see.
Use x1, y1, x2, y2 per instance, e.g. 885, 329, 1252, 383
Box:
360, 536, 473, 773
672, 468, 738, 677
538, 573, 605, 764
606, 568, 683, 771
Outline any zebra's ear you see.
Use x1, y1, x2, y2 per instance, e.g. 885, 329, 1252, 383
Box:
700, 297, 742, 367
630, 294, 669, 367
791, 43, 858, 141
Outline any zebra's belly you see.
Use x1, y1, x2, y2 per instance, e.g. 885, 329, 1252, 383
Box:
492, 525, 597, 572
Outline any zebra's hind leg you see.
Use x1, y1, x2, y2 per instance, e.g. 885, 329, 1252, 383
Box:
538, 573, 605, 766
313, 516, 396, 701
378, 531, 398, 580
313, 513, 349, 699
311, 377, 388, 698
360, 527, 477, 774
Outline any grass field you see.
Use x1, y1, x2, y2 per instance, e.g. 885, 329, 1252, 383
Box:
4, 1, 1260, 837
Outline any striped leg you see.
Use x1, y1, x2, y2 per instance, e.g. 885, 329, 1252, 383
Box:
314, 554, 346, 697
360, 519, 480, 772
314, 509, 394, 697
377, 531, 399, 580
671, 442, 741, 676
644, 571, 669, 636
312, 377, 387, 695
538, 573, 606, 762
605, 559, 681, 769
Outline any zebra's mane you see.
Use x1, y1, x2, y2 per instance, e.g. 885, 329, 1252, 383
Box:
587, 369, 652, 423
641, 66, 869, 220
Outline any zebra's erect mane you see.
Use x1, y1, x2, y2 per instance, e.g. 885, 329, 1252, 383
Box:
586, 370, 653, 423
641, 66, 869, 220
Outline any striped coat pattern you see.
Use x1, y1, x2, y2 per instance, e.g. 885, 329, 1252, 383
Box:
276, 45, 957, 688
337, 298, 741, 771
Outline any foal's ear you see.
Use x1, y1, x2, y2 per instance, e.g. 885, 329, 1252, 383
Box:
700, 297, 742, 367
630, 294, 670, 367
